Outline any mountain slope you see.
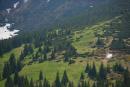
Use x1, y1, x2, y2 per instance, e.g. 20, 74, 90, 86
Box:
2, 0, 128, 31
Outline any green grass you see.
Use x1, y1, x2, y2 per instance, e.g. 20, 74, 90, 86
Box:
72, 17, 120, 54
0, 45, 23, 82
20, 59, 85, 85
0, 45, 24, 62
19, 58, 105, 86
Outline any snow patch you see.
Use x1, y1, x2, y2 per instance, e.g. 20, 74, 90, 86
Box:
14, 1, 20, 8
0, 23, 20, 40
106, 53, 113, 59
6, 8, 11, 13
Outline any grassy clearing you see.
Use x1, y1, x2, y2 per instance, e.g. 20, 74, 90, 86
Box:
19, 58, 104, 86
72, 17, 119, 54
20, 59, 85, 85
0, 45, 23, 84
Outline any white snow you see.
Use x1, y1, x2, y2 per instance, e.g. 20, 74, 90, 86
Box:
106, 53, 113, 59
0, 23, 20, 40
6, 8, 11, 13
14, 1, 20, 8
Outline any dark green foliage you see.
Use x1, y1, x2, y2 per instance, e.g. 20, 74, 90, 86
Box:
96, 37, 104, 48
2, 62, 10, 79
64, 43, 77, 62
23, 44, 34, 57
14, 72, 19, 85
39, 71, 44, 81
122, 71, 130, 87
85, 63, 90, 73
16, 60, 23, 72
54, 72, 61, 87
43, 78, 50, 87
51, 49, 56, 60
80, 72, 85, 81
61, 70, 69, 87
43, 45, 50, 54
44, 52, 47, 61
88, 63, 97, 79
2, 54, 23, 79
29, 79, 34, 87
19, 52, 24, 61
106, 64, 111, 73
78, 80, 89, 87
115, 80, 123, 87
2, 53, 17, 79
111, 38, 126, 50
24, 76, 30, 87
38, 47, 42, 53
113, 63, 125, 73
9, 53, 17, 73
5, 76, 14, 87
98, 63, 107, 80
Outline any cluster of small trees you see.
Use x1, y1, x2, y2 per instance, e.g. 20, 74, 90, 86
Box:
64, 43, 77, 62
85, 63, 107, 80
2, 54, 23, 79
85, 62, 128, 80
112, 63, 126, 73
19, 44, 34, 61
4, 70, 70, 87
5, 69, 130, 87
5, 72, 35, 87
84, 62, 130, 87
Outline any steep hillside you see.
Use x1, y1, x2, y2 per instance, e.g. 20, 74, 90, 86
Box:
0, 0, 129, 31
0, 15, 130, 87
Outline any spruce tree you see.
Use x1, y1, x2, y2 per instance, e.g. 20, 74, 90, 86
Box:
16, 59, 23, 72
9, 53, 16, 73
39, 71, 44, 80
29, 78, 34, 87
99, 63, 107, 80
80, 72, 85, 81
55, 72, 61, 87
51, 50, 56, 60
43, 78, 50, 87
19, 52, 24, 61
44, 52, 47, 61
24, 76, 30, 87
116, 80, 123, 87
61, 70, 69, 86
91, 62, 97, 79
123, 71, 130, 87
2, 62, 10, 79
85, 63, 90, 73
14, 72, 19, 85
5, 76, 14, 87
